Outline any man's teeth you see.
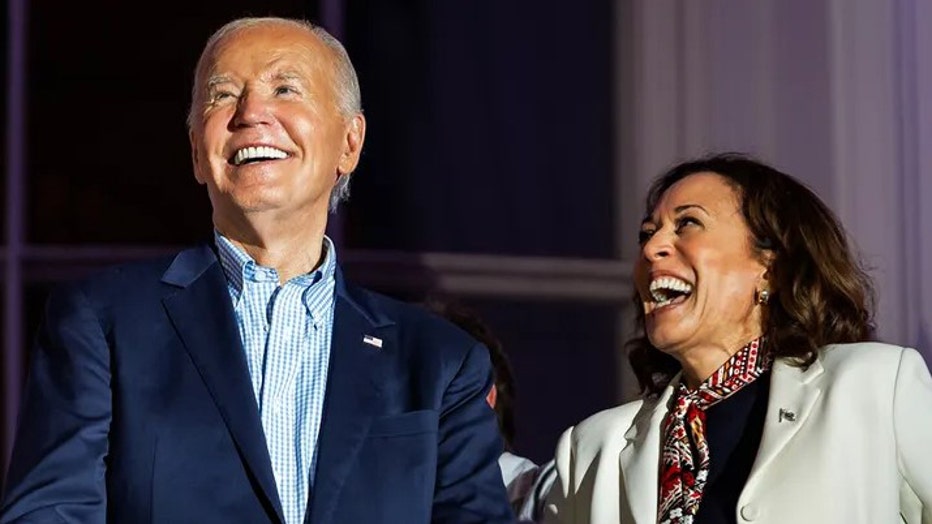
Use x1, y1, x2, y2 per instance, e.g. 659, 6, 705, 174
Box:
648, 276, 694, 307
233, 146, 288, 166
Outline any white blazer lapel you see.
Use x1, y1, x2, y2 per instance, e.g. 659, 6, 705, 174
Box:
743, 357, 824, 491
619, 375, 679, 524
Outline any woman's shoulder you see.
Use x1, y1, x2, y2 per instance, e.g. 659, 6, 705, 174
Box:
802, 342, 930, 391
552, 399, 646, 479
817, 341, 920, 370
565, 399, 645, 446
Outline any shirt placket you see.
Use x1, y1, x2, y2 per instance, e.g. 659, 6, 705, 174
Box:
263, 282, 308, 524
240, 278, 276, 407
302, 300, 323, 491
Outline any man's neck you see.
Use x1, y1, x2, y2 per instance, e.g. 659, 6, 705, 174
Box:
215, 212, 329, 284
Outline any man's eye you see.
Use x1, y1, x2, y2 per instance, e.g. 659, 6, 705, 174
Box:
275, 85, 298, 96
210, 91, 235, 103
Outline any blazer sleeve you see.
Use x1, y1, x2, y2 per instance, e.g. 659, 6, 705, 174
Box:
0, 285, 111, 524
893, 346, 932, 522
430, 342, 514, 524
517, 458, 557, 522
542, 426, 576, 524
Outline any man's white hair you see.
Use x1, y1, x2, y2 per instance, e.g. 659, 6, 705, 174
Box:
187, 17, 362, 211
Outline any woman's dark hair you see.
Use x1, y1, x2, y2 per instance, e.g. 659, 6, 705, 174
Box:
629, 152, 875, 395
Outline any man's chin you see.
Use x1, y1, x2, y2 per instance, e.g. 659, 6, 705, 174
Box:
226, 191, 288, 213
238, 202, 281, 214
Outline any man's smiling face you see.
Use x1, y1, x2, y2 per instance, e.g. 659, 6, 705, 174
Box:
189, 21, 363, 224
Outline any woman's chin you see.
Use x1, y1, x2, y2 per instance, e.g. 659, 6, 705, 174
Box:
646, 333, 677, 354
646, 325, 692, 356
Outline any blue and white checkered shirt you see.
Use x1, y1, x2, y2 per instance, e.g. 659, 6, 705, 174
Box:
215, 231, 336, 524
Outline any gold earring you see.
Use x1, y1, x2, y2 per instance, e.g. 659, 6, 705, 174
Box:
756, 289, 770, 305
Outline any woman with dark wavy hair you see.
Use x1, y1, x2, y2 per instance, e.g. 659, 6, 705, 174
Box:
544, 153, 932, 524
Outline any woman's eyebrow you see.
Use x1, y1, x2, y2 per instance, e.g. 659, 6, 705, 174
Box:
641, 203, 709, 224
673, 204, 708, 214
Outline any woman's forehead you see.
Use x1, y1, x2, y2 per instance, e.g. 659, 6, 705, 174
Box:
652, 172, 740, 214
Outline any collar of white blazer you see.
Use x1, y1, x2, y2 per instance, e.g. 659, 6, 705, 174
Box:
618, 358, 825, 523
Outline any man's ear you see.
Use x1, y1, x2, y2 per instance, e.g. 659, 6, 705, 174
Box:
337, 113, 366, 176
190, 128, 206, 185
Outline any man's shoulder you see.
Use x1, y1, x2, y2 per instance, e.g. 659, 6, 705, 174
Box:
339, 282, 481, 359
342, 283, 476, 338
55, 245, 209, 302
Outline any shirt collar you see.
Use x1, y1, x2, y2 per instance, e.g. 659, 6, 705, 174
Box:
214, 230, 338, 300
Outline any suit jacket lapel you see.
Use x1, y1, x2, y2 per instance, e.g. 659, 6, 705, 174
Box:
161, 244, 286, 524
619, 376, 679, 524
306, 274, 394, 524
743, 357, 824, 492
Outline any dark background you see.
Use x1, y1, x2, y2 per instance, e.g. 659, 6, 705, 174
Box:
3, 0, 617, 478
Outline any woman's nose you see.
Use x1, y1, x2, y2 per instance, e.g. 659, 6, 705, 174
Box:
641, 232, 672, 261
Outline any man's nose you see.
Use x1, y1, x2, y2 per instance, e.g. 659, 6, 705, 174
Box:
232, 91, 272, 127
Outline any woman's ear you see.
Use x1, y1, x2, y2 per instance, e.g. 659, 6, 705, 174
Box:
757, 249, 775, 294
759, 248, 775, 275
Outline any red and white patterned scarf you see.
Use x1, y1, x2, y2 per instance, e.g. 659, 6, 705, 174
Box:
657, 338, 771, 524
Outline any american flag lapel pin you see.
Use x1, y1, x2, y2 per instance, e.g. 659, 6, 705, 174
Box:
362, 334, 383, 349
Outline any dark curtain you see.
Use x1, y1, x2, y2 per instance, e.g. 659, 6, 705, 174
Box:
341, 0, 617, 463
343, 0, 615, 259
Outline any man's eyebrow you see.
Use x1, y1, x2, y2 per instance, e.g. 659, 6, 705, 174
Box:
272, 70, 303, 81
205, 75, 235, 90
267, 70, 309, 86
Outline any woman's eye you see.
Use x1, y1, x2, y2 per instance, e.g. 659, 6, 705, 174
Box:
637, 229, 655, 245
675, 216, 701, 233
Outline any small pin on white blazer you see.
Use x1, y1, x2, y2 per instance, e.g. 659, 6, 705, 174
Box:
778, 408, 797, 423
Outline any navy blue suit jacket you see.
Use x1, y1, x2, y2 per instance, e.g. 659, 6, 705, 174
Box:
1, 244, 513, 523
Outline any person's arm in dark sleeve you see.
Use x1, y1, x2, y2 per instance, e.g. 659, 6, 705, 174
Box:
432, 342, 514, 523
1, 284, 111, 524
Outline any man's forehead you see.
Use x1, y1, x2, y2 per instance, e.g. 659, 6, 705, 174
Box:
214, 23, 323, 55
202, 34, 333, 84
206, 60, 313, 83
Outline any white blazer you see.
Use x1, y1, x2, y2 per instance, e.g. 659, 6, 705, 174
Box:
544, 342, 932, 524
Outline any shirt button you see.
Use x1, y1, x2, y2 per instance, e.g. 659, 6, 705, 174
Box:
740, 504, 760, 521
